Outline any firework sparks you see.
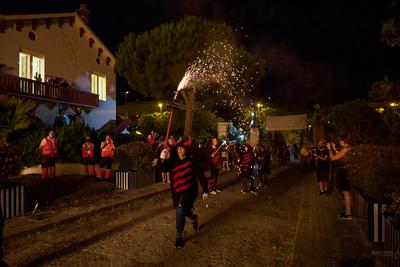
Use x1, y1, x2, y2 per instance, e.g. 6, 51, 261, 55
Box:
176, 41, 261, 126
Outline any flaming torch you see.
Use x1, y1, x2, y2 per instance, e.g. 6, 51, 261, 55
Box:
164, 73, 191, 147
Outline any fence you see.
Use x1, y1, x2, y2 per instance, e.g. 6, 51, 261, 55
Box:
383, 219, 400, 267
0, 182, 25, 219
115, 169, 155, 190
352, 190, 388, 242
0, 74, 99, 107
352, 190, 400, 266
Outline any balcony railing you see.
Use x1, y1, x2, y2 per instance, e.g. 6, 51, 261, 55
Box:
0, 74, 99, 107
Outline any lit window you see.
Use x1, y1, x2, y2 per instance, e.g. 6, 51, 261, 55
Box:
19, 52, 44, 79
91, 73, 106, 101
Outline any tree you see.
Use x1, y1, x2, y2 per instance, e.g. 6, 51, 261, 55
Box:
381, 17, 400, 48
0, 96, 36, 144
320, 100, 391, 144
116, 16, 265, 137
0, 96, 36, 179
138, 108, 220, 142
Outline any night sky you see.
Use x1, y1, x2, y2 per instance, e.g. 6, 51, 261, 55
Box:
2, 0, 400, 106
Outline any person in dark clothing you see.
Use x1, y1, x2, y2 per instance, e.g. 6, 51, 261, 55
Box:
327, 134, 352, 220
72, 107, 85, 124
313, 140, 330, 194
0, 207, 8, 266
257, 145, 271, 189
238, 141, 257, 194
207, 137, 222, 194
53, 108, 67, 128
170, 140, 208, 248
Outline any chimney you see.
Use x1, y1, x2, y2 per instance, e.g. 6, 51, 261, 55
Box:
77, 4, 90, 23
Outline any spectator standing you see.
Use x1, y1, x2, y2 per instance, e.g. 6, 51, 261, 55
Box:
160, 144, 171, 184
327, 134, 352, 220
221, 143, 230, 171
170, 140, 208, 248
53, 108, 67, 129
72, 107, 84, 124
82, 136, 95, 179
293, 143, 299, 160
238, 141, 257, 194
96, 135, 115, 182
257, 144, 271, 189
208, 137, 222, 194
39, 130, 58, 179
148, 130, 156, 146
34, 72, 42, 82
313, 140, 330, 194
300, 144, 311, 173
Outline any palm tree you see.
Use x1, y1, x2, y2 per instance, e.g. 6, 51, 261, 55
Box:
0, 96, 36, 144
0, 96, 36, 180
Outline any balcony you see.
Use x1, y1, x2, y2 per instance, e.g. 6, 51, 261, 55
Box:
0, 74, 99, 108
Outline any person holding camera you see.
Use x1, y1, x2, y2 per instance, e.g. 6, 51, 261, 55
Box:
96, 135, 115, 182
327, 134, 352, 220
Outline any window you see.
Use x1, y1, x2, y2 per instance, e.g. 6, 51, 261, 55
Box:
91, 73, 106, 101
18, 52, 45, 80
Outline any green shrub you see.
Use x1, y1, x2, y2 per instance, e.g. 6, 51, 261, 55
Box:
115, 141, 157, 171
0, 143, 22, 181
9, 118, 49, 167
10, 120, 98, 165
56, 123, 98, 162
344, 145, 400, 201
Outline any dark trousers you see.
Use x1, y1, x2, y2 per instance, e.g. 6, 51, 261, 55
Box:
176, 203, 195, 236
0, 207, 7, 266
240, 168, 255, 192
208, 166, 219, 191
259, 172, 268, 185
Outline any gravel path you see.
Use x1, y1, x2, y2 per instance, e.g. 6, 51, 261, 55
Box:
6, 167, 301, 267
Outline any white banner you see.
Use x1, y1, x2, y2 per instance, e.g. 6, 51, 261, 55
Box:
266, 114, 307, 131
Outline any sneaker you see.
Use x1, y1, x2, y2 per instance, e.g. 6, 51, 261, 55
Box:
192, 215, 199, 231
175, 236, 184, 248
250, 190, 258, 195
216, 189, 222, 193
241, 190, 248, 194
338, 213, 352, 220
210, 191, 217, 195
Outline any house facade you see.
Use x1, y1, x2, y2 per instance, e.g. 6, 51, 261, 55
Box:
0, 4, 116, 129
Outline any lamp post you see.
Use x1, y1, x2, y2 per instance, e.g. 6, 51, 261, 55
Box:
158, 103, 163, 114
125, 91, 129, 103
257, 103, 262, 112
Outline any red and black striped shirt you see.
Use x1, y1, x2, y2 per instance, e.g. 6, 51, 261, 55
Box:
172, 157, 194, 193
240, 150, 254, 169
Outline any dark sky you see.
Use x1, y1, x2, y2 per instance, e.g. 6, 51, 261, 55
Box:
2, 0, 400, 106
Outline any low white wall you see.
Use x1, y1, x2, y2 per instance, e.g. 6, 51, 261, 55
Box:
20, 163, 86, 176
20, 162, 119, 176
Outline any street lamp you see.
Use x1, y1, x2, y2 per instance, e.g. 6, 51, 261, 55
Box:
257, 103, 262, 112
125, 91, 129, 103
158, 103, 163, 113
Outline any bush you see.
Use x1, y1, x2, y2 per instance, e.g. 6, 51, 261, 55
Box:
0, 143, 22, 181
56, 123, 98, 162
115, 141, 158, 171
10, 120, 98, 165
382, 192, 400, 224
344, 145, 400, 201
9, 118, 49, 167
